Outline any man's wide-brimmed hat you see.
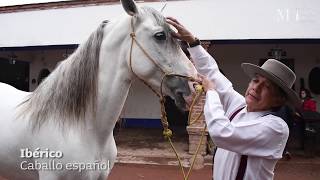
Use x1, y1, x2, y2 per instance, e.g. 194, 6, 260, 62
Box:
241, 59, 300, 108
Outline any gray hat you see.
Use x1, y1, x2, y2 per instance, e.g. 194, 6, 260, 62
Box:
241, 59, 300, 108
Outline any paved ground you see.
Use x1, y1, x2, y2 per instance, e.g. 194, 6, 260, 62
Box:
108, 163, 211, 180
110, 128, 320, 180
108, 159, 320, 180
1, 128, 320, 179
1, 159, 319, 180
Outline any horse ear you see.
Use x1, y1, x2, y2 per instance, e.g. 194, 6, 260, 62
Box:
121, 0, 138, 16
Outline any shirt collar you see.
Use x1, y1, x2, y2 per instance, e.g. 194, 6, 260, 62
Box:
244, 106, 272, 117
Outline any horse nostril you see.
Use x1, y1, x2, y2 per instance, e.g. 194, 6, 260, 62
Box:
175, 88, 190, 97
175, 91, 183, 97
165, 76, 191, 97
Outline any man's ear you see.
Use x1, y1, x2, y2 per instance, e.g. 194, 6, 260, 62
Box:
121, 0, 139, 16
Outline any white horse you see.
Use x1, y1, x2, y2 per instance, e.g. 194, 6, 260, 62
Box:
0, 0, 197, 180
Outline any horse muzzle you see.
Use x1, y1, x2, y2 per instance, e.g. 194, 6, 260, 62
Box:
164, 76, 191, 111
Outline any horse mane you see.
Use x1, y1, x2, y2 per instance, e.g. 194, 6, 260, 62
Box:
20, 6, 176, 130
20, 20, 108, 130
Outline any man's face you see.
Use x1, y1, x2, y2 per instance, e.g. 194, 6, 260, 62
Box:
245, 74, 284, 112
300, 91, 306, 99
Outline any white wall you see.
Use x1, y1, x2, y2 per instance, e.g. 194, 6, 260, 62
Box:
122, 81, 161, 119
1, 42, 319, 118
0, 0, 320, 47
28, 50, 66, 90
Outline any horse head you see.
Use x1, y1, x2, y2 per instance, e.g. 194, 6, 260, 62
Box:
121, 0, 198, 110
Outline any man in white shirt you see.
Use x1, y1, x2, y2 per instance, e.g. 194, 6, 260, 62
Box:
167, 17, 300, 180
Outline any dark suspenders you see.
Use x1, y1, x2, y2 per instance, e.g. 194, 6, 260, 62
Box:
230, 108, 244, 121
213, 107, 248, 180
213, 107, 287, 180
236, 155, 248, 180
229, 107, 248, 180
212, 107, 247, 180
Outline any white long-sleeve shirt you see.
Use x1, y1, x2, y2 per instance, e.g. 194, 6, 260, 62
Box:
188, 46, 289, 180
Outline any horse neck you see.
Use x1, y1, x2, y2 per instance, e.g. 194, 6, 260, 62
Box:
92, 21, 133, 141
95, 64, 131, 136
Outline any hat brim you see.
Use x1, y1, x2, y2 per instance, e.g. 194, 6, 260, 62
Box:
241, 63, 301, 108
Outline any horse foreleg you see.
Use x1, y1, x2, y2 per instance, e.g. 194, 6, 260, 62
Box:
101, 135, 117, 179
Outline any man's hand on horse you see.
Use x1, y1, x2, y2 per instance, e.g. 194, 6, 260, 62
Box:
198, 74, 216, 92
166, 17, 197, 43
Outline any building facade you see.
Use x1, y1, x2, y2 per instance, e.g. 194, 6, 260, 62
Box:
1, 0, 320, 165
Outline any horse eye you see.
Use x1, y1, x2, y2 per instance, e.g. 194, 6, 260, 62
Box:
154, 32, 166, 41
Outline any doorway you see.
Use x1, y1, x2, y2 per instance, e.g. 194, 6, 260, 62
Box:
0, 58, 30, 91
164, 96, 189, 127
164, 96, 189, 140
